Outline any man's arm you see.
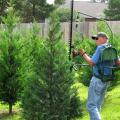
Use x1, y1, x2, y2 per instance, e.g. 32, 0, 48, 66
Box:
78, 47, 101, 66
116, 59, 120, 65
82, 53, 94, 66
78, 49, 95, 66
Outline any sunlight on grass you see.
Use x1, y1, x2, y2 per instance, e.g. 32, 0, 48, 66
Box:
77, 82, 120, 120
0, 83, 120, 120
0, 102, 23, 120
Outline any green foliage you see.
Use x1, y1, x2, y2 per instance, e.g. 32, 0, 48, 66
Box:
22, 12, 82, 120
55, 8, 72, 22
0, 0, 55, 22
23, 0, 54, 22
71, 33, 94, 86
73, 35, 95, 86
55, 8, 80, 22
0, 1, 22, 114
69, 85, 83, 118
55, 0, 65, 5
0, 0, 69, 22
21, 22, 45, 120
104, 0, 120, 20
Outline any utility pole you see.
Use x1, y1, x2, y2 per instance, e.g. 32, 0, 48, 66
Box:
69, 0, 74, 60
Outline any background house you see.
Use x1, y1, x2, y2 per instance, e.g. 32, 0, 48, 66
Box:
61, 0, 108, 21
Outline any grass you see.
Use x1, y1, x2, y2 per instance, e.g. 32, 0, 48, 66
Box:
73, 82, 120, 120
0, 102, 23, 120
0, 82, 120, 120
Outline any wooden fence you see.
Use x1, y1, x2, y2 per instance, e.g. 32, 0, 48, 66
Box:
1, 21, 120, 42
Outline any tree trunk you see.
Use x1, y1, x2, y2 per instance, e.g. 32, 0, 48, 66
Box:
32, 4, 36, 18
0, 0, 4, 16
9, 103, 13, 114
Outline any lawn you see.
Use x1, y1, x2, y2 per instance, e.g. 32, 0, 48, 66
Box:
0, 102, 23, 120
0, 82, 120, 120
74, 82, 120, 120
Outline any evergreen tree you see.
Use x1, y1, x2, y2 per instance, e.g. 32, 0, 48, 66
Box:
55, 0, 65, 5
104, 0, 120, 20
0, 1, 22, 114
0, 0, 8, 17
0, 0, 66, 22
22, 12, 78, 120
14, 0, 54, 22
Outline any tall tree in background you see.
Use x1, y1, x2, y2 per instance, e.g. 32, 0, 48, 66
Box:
0, 0, 8, 17
23, 0, 54, 22
0, 1, 22, 114
0, 0, 55, 22
0, 0, 66, 22
55, 0, 65, 5
104, 0, 120, 20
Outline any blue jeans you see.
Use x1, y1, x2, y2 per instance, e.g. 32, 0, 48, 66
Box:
87, 76, 107, 120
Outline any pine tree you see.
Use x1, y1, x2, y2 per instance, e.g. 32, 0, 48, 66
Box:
104, 0, 120, 20
0, 1, 22, 114
22, 12, 76, 120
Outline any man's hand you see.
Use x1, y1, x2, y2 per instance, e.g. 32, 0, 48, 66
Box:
78, 48, 86, 56
72, 49, 78, 58
116, 59, 120, 65
78, 48, 94, 66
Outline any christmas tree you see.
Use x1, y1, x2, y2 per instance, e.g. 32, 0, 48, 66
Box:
22, 12, 74, 120
0, 1, 22, 114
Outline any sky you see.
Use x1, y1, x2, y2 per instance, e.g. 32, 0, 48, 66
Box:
47, 0, 90, 4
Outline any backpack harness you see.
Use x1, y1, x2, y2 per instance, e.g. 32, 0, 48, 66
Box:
94, 44, 119, 82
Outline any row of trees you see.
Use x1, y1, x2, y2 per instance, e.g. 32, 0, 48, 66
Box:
0, 0, 65, 22
1, 0, 120, 22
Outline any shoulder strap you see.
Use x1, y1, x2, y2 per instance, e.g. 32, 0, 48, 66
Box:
96, 44, 114, 76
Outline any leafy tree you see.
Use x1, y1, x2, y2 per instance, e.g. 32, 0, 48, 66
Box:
55, 8, 78, 22
0, 0, 8, 20
0, 1, 22, 114
14, 0, 54, 22
13, 0, 65, 22
0, 0, 66, 22
24, 0, 53, 21
0, 0, 54, 22
104, 0, 120, 20
0, 0, 25, 22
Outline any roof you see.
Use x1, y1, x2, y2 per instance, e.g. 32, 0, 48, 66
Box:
61, 1, 108, 18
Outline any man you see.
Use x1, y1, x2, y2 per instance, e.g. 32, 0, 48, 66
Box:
78, 32, 120, 120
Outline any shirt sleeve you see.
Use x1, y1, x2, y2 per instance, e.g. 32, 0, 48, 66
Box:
92, 47, 101, 64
